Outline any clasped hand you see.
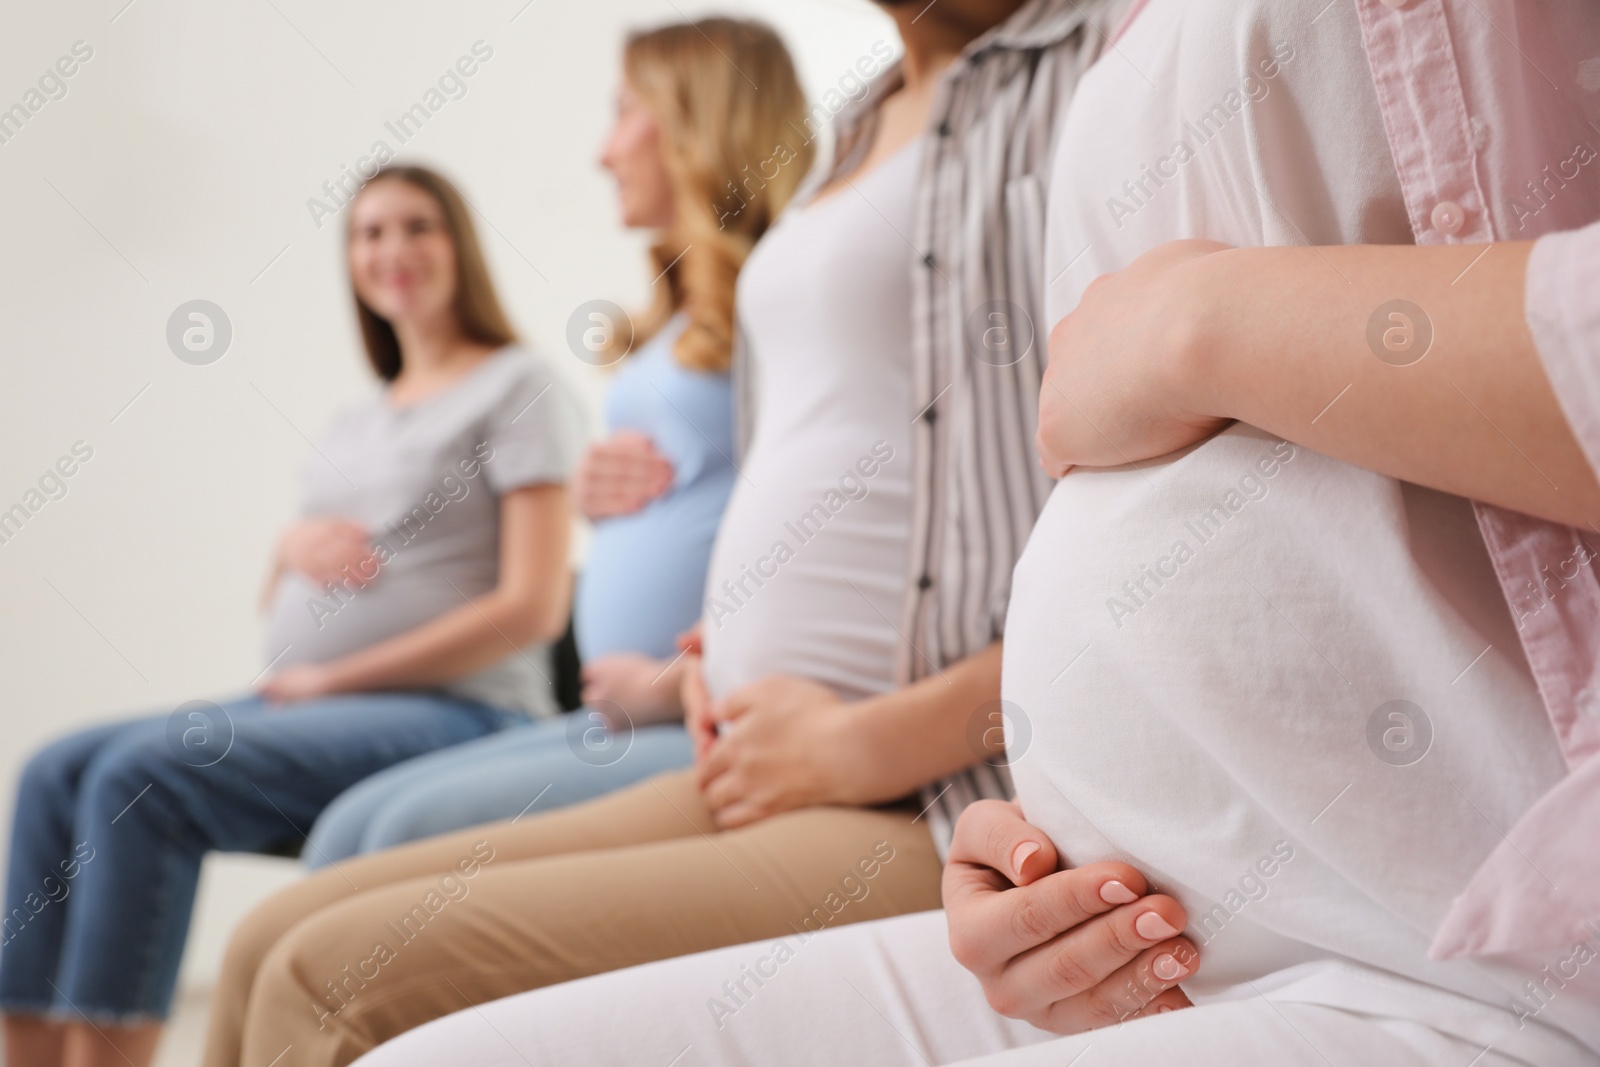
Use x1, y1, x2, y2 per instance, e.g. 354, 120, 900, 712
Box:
1038, 239, 1234, 477
680, 659, 861, 829
943, 800, 1198, 1033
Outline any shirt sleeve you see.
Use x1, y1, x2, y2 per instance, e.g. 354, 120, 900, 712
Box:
481, 354, 586, 495
1526, 219, 1600, 480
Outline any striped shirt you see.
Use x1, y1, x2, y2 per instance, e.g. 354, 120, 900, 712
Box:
734, 0, 1127, 855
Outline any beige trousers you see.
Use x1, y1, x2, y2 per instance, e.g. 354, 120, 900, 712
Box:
201, 768, 944, 1067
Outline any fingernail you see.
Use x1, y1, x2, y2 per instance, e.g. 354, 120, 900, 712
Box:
1011, 841, 1040, 876
1156, 1003, 1175, 1013
1153, 954, 1185, 981
1099, 880, 1139, 905
1135, 912, 1181, 941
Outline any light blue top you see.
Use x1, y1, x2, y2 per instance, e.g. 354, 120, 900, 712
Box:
574, 314, 736, 661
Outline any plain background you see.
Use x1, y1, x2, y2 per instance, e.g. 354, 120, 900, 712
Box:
0, 0, 895, 1018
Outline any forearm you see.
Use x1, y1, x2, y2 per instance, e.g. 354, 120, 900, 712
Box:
320, 583, 569, 694
645, 655, 688, 718
838, 641, 1003, 805
319, 484, 572, 695
1186, 242, 1599, 528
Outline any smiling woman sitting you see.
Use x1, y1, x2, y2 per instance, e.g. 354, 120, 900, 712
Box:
0, 164, 579, 1067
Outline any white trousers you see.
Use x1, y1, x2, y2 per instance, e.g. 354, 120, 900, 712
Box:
351, 910, 1588, 1067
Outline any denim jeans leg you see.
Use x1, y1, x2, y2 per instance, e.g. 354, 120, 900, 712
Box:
20, 691, 506, 1021
0, 719, 141, 1017
327, 716, 696, 855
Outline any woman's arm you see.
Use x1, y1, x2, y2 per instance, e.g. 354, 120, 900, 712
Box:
834, 640, 1005, 804
691, 641, 1004, 827
261, 484, 572, 700
1040, 239, 1600, 529
578, 652, 687, 724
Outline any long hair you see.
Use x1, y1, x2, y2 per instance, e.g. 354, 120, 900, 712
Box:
348, 165, 517, 381
621, 19, 813, 373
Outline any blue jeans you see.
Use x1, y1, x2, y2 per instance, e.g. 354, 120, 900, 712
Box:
0, 691, 510, 1023
305, 709, 694, 865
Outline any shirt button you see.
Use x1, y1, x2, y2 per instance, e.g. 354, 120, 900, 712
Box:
921, 406, 938, 424
1470, 116, 1490, 149
922, 252, 937, 269
1430, 200, 1465, 236
917, 574, 934, 591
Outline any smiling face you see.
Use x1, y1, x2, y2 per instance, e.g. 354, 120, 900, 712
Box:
347, 178, 460, 331
598, 80, 675, 230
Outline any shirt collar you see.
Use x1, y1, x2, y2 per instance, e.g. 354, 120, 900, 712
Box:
820, 0, 1096, 180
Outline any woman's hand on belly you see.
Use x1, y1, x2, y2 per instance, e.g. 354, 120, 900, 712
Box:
258, 662, 336, 705
944, 800, 1197, 1034
1039, 239, 1233, 476
580, 653, 684, 725
278, 516, 381, 587
574, 430, 674, 520
695, 674, 861, 829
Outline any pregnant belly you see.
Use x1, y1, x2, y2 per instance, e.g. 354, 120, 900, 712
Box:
1000, 424, 1560, 998
697, 442, 910, 703
263, 560, 494, 669
574, 489, 725, 662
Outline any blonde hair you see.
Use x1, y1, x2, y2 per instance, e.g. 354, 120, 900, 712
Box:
348, 165, 517, 381
622, 18, 813, 373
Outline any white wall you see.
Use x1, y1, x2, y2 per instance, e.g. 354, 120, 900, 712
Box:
0, 0, 894, 994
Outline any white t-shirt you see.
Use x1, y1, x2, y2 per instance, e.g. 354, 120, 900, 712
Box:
1008, 0, 1594, 1059
700, 140, 922, 703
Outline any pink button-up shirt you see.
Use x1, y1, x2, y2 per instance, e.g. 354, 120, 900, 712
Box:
1349, 0, 1600, 976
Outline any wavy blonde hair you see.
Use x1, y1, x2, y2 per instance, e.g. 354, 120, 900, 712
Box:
622, 18, 813, 373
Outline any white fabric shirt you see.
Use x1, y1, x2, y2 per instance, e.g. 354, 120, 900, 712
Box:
726, 0, 1135, 854
1012, 0, 1593, 1059
701, 141, 920, 703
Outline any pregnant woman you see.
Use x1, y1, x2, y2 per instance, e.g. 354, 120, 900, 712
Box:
943, 4, 1599, 1060
201, 3, 1122, 1064
298, 15, 809, 863
330, 2, 1600, 1065
0, 165, 577, 1067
